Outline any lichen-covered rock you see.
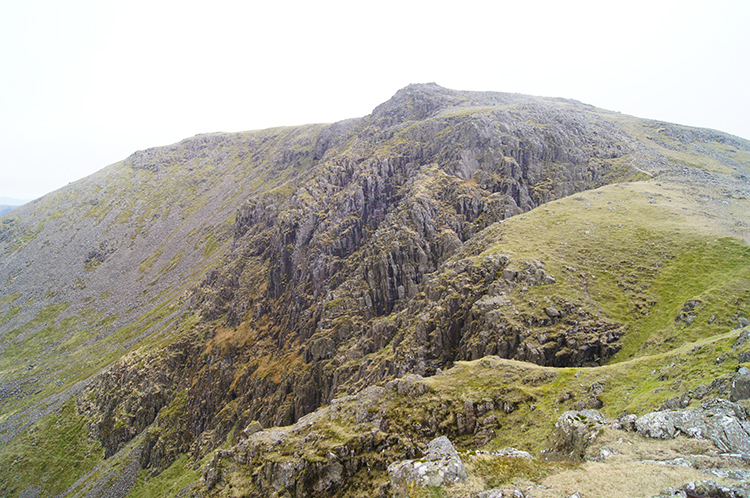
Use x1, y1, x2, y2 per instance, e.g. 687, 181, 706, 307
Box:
731, 367, 750, 402
636, 399, 750, 456
384, 374, 429, 397
636, 411, 679, 439
491, 447, 534, 459
543, 409, 606, 461
653, 480, 750, 498
388, 436, 467, 494
242, 421, 263, 438
478, 487, 526, 498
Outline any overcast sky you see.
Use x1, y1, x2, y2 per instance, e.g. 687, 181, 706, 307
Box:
1, 0, 749, 201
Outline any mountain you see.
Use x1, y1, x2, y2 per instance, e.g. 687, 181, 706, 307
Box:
2, 83, 750, 497
0, 197, 31, 215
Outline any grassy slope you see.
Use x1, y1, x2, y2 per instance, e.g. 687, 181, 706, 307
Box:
0, 126, 328, 497
476, 179, 750, 359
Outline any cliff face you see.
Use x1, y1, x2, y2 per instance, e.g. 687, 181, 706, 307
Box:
2, 84, 750, 497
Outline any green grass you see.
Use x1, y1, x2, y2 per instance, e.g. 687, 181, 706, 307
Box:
0, 398, 103, 497
470, 180, 750, 361
467, 453, 565, 488
128, 454, 201, 498
201, 233, 221, 257
0, 292, 22, 306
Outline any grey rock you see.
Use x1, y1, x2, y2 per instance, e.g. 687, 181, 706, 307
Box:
457, 399, 477, 435
388, 436, 467, 493
660, 393, 691, 410
242, 421, 263, 438
731, 367, 750, 401
492, 447, 534, 459
544, 409, 606, 461
591, 445, 619, 462
654, 480, 750, 498
636, 399, 750, 456
575, 395, 604, 410
479, 487, 525, 498
545, 307, 561, 318
385, 374, 428, 397
614, 413, 638, 431
734, 329, 750, 349
636, 411, 678, 439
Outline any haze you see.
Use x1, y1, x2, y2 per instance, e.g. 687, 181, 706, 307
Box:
1, 0, 748, 200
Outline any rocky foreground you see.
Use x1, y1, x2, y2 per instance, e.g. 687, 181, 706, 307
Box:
196, 358, 750, 498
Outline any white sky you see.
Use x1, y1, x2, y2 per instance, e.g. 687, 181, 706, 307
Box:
1, 0, 749, 200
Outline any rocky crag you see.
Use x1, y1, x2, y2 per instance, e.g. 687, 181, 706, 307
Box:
1, 84, 750, 497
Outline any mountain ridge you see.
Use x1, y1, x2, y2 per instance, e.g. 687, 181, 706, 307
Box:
2, 84, 750, 497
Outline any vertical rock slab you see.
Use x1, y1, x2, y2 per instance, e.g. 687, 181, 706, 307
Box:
388, 436, 467, 495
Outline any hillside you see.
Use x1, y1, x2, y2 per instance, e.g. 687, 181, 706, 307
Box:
1, 83, 750, 497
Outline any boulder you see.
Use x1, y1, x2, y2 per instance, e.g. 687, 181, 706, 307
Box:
388, 436, 467, 494
731, 367, 750, 401
635, 411, 678, 439
659, 393, 691, 410
653, 480, 750, 498
493, 447, 534, 459
543, 409, 606, 461
242, 421, 263, 438
635, 399, 750, 456
479, 487, 526, 498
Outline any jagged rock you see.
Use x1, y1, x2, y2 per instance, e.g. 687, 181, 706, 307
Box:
491, 447, 534, 459
242, 421, 263, 438
202, 451, 224, 491
653, 480, 750, 498
635, 411, 679, 439
731, 367, 750, 401
636, 399, 750, 456
457, 399, 477, 435
543, 409, 606, 461
613, 413, 638, 431
544, 307, 561, 318
388, 436, 467, 494
385, 374, 429, 397
675, 300, 701, 327
329, 385, 388, 427
590, 445, 619, 462
734, 330, 750, 349
690, 377, 732, 400
660, 393, 692, 410
575, 395, 604, 410
478, 487, 526, 498
6, 83, 750, 497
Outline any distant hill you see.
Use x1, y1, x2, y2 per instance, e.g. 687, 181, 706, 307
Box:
0, 197, 30, 215
0, 196, 31, 206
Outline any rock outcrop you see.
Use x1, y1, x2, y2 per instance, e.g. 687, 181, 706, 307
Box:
654, 480, 750, 498
636, 399, 750, 456
388, 436, 468, 494
543, 409, 607, 461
